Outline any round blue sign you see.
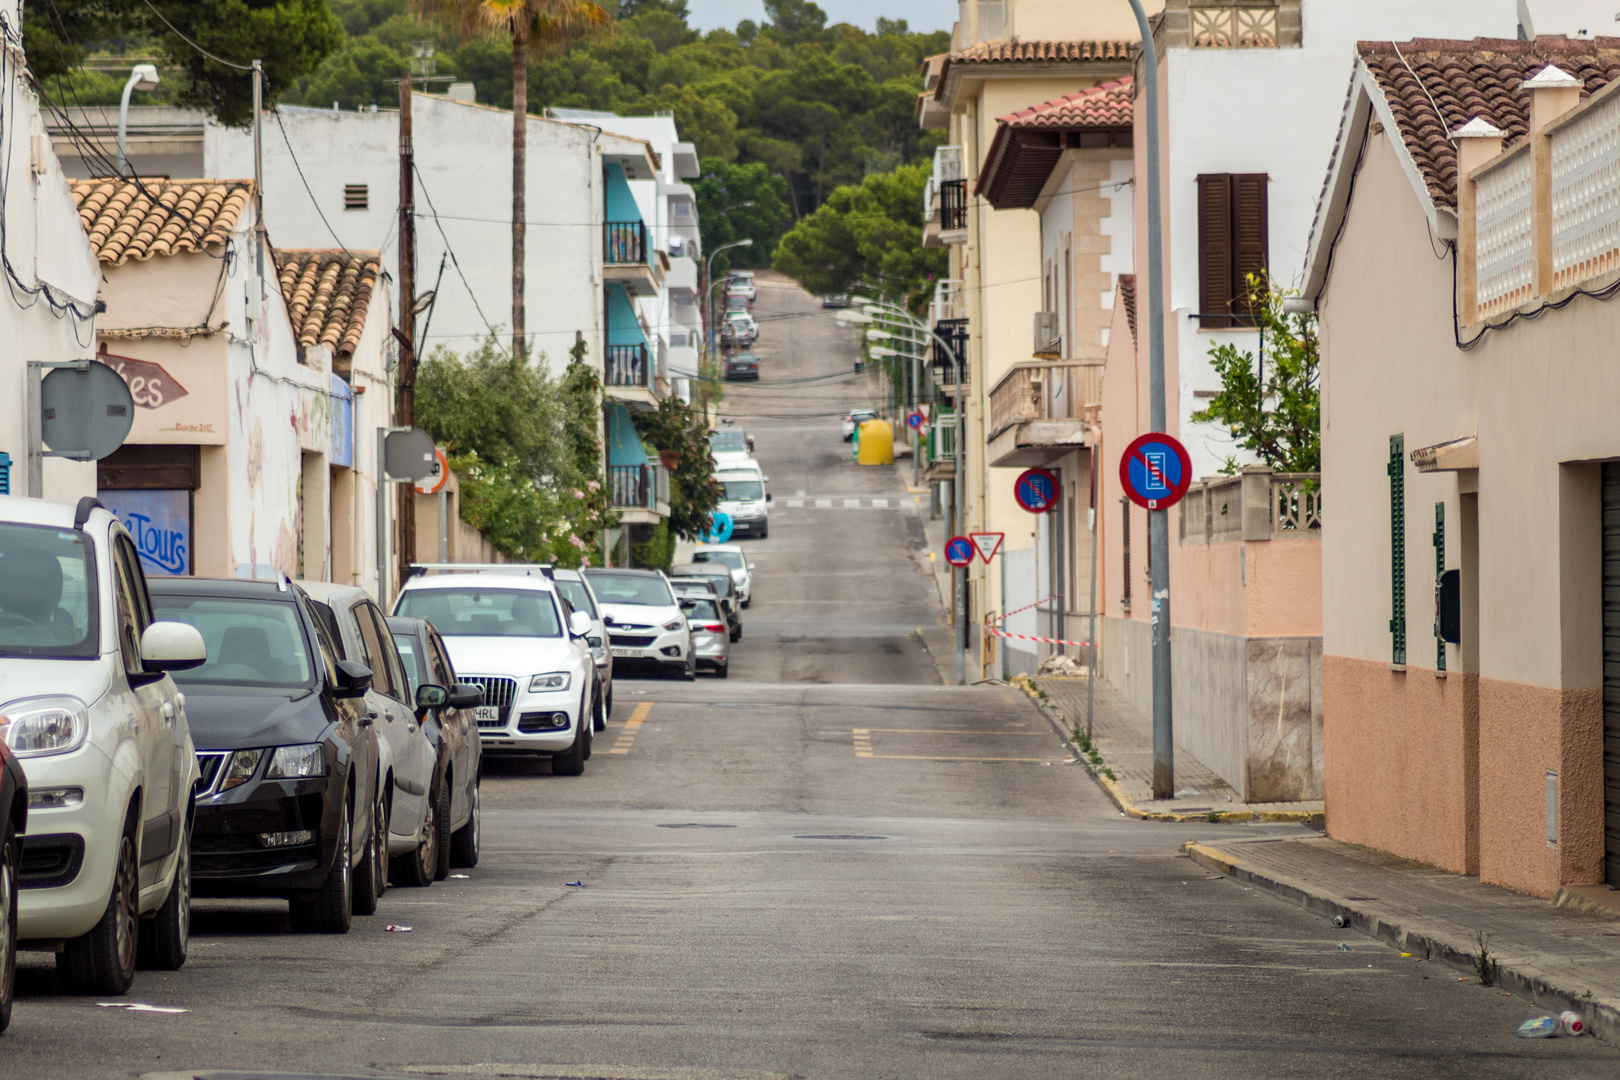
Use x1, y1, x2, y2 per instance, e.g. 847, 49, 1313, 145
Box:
704, 511, 735, 544
1014, 468, 1060, 514
944, 536, 975, 567
1119, 432, 1193, 510
906, 411, 924, 430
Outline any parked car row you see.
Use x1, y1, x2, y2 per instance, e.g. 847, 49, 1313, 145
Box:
721, 271, 758, 349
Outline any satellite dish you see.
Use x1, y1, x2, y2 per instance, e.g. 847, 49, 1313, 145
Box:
383, 427, 438, 481
40, 360, 135, 461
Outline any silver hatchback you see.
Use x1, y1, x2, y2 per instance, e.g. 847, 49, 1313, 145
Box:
678, 595, 731, 678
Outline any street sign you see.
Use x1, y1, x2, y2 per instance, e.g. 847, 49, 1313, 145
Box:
969, 532, 1004, 563
1013, 467, 1060, 514
384, 427, 437, 481
906, 411, 924, 430
944, 536, 974, 567
40, 360, 134, 460
917, 403, 931, 422
705, 511, 734, 544
1119, 431, 1193, 510
413, 447, 449, 496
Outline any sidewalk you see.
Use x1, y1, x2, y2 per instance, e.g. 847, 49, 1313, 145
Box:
1184, 834, 1620, 1044
1020, 673, 1324, 822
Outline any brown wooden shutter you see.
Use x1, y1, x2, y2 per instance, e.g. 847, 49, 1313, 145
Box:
1197, 174, 1234, 329
1232, 173, 1269, 323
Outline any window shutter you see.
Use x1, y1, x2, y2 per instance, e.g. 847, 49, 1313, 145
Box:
1231, 173, 1269, 322
1389, 435, 1406, 666
1197, 174, 1233, 329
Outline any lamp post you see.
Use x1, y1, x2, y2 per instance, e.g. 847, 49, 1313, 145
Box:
838, 301, 967, 685
704, 238, 753, 356
116, 64, 161, 176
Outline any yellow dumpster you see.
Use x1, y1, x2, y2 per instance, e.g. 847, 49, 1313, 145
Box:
857, 418, 894, 465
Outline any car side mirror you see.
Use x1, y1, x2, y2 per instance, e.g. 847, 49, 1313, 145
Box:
747, 563, 755, 571
569, 611, 593, 638
765, 492, 773, 503
140, 622, 207, 672
449, 682, 484, 709
416, 684, 450, 710
334, 659, 373, 698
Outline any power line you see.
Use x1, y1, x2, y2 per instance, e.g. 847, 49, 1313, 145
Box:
413, 161, 508, 354
139, 0, 255, 71
273, 108, 352, 256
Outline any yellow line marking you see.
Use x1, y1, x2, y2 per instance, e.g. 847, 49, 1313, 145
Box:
859, 728, 1047, 735
607, 701, 654, 756
868, 754, 1061, 762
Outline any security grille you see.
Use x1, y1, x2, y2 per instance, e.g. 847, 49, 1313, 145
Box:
1600, 463, 1620, 886
344, 183, 369, 210
610, 634, 658, 647
1388, 435, 1405, 665
461, 676, 517, 726
195, 750, 229, 796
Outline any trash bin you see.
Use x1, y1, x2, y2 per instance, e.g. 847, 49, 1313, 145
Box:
857, 418, 894, 465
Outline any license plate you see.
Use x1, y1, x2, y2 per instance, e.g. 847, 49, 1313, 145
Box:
611, 647, 645, 658
474, 706, 499, 723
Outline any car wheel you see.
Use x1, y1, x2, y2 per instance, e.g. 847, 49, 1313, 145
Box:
137, 816, 190, 971
450, 775, 480, 869
603, 687, 613, 722
0, 825, 16, 1033
684, 656, 697, 681
715, 660, 729, 679
353, 777, 387, 916
758, 525, 769, 539
432, 776, 453, 881
552, 720, 587, 776
592, 687, 607, 733
394, 778, 447, 888
730, 627, 742, 643
742, 597, 751, 609
59, 818, 139, 994
289, 796, 352, 934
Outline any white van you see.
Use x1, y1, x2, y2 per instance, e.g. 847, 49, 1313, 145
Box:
716, 463, 770, 539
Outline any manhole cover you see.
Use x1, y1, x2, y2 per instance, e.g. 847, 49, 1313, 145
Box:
793, 834, 889, 841
657, 823, 737, 829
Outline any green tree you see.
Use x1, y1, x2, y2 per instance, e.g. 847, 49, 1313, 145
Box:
631, 396, 722, 542
1190, 274, 1321, 474
692, 157, 790, 267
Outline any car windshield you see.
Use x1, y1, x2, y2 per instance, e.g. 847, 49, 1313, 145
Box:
710, 431, 747, 452
693, 550, 745, 572
392, 633, 425, 696
395, 588, 562, 638
681, 598, 722, 623
583, 572, 676, 607
721, 479, 764, 501
552, 579, 596, 619
0, 522, 98, 659
149, 595, 315, 690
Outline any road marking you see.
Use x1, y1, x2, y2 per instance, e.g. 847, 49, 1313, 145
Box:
816, 499, 832, 508
851, 727, 1063, 763
852, 727, 874, 758
842, 498, 861, 508
608, 701, 653, 754
786, 499, 804, 507
871, 498, 889, 508
860, 728, 1047, 735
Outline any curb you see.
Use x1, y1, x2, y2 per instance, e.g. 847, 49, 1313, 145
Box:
1183, 841, 1620, 1047
1010, 679, 1324, 824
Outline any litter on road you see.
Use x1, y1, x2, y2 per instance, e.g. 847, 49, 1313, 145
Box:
385, 925, 413, 932
97, 1003, 187, 1014
565, 880, 585, 888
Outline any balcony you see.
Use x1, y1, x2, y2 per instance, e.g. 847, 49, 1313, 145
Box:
604, 341, 659, 409
923, 414, 957, 483
986, 361, 1103, 467
604, 220, 661, 296
665, 254, 697, 301
923, 147, 966, 246
930, 279, 964, 325
930, 318, 969, 390
608, 461, 670, 524
1178, 467, 1321, 543
938, 179, 967, 232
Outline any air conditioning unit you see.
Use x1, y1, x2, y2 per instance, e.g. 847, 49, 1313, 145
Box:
1033, 311, 1061, 356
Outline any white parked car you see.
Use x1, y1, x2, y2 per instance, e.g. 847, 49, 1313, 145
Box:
843, 409, 878, 441
393, 573, 600, 775
1, 495, 206, 994
716, 462, 771, 539
547, 566, 612, 725
726, 280, 756, 302
708, 427, 755, 468
691, 543, 754, 607
582, 570, 694, 681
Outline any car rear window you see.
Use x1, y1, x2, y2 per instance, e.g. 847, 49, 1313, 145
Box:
693, 550, 744, 571
0, 522, 98, 659
395, 588, 562, 638
681, 598, 722, 623
150, 595, 315, 690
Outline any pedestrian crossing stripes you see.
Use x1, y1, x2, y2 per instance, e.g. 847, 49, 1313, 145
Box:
783, 497, 911, 509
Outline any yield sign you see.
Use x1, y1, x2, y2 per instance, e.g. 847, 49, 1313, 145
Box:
969, 531, 1004, 563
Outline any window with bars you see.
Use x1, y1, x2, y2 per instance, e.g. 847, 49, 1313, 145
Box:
1197, 173, 1269, 328
1389, 435, 1406, 666
344, 184, 369, 211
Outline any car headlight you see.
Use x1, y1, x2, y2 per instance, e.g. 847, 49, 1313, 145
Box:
220, 749, 263, 792
266, 743, 325, 780
529, 672, 571, 692
663, 619, 684, 632
0, 697, 89, 758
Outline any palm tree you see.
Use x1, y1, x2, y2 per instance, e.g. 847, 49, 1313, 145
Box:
421, 1, 612, 358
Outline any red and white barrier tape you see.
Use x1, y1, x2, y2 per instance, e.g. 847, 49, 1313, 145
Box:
987, 627, 1092, 648
998, 593, 1063, 620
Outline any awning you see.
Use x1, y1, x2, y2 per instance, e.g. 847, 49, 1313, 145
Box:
606, 401, 650, 467
1410, 435, 1478, 472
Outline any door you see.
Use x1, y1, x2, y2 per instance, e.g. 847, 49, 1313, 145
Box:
353, 601, 425, 840
110, 534, 174, 884
427, 632, 471, 828
1601, 465, 1620, 887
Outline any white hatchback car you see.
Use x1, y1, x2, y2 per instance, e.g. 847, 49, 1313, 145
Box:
0, 495, 206, 994
394, 574, 600, 775
690, 544, 754, 607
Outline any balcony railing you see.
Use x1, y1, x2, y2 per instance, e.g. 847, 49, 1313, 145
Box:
931, 318, 968, 385
987, 361, 1104, 440
930, 279, 964, 325
604, 220, 646, 265
1178, 467, 1321, 544
929, 415, 957, 462
938, 179, 966, 231
608, 462, 669, 512
605, 343, 651, 389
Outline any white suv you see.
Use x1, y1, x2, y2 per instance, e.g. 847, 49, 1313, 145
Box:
582, 570, 694, 680
394, 573, 599, 775
0, 495, 206, 994
690, 544, 754, 607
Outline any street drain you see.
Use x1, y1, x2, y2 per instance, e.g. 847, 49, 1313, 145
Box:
794, 834, 889, 841
657, 823, 737, 829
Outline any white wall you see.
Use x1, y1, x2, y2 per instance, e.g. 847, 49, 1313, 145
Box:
1165, 0, 1521, 479
0, 0, 103, 503
207, 96, 606, 377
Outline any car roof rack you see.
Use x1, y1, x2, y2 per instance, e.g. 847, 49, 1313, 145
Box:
406, 562, 554, 580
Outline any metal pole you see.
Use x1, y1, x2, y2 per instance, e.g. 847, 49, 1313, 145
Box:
375, 428, 388, 604
251, 61, 264, 281
439, 486, 448, 562
397, 76, 417, 590
1128, 0, 1174, 798
117, 72, 138, 176
1087, 440, 1100, 741
25, 362, 42, 498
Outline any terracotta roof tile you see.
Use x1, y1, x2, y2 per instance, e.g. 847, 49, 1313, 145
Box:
275, 249, 383, 357
1359, 37, 1620, 209
999, 77, 1133, 129
949, 39, 1135, 65
1117, 273, 1137, 345
70, 179, 252, 264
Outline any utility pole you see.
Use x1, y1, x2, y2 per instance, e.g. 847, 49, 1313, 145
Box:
396, 75, 417, 590
1128, 0, 1175, 799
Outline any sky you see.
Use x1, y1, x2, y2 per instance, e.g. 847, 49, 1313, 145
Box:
685, 0, 954, 35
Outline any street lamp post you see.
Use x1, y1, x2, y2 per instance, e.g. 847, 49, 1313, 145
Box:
116, 64, 161, 176
704, 238, 754, 357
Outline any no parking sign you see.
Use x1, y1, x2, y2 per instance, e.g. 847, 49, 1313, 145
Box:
1119, 432, 1193, 510
944, 536, 975, 567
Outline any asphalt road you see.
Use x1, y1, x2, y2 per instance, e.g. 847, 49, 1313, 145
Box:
6, 280, 1617, 1079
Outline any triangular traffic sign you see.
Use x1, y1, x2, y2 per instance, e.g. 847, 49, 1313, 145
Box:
969, 531, 1004, 563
